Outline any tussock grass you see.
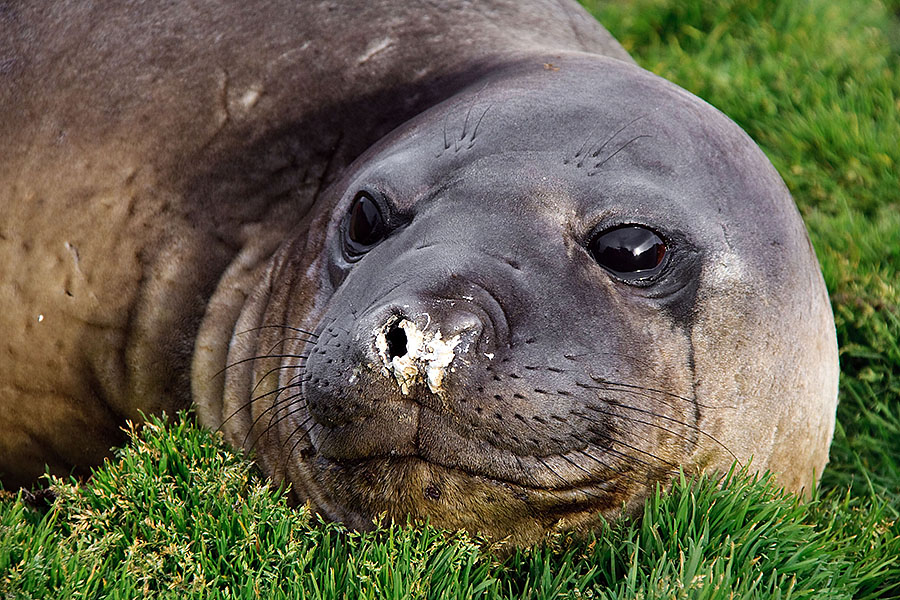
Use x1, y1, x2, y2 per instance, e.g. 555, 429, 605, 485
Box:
3, 0, 899, 597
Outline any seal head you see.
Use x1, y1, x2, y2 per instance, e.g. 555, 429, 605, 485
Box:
217, 55, 838, 544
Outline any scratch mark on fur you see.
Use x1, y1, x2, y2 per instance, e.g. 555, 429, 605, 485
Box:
358, 38, 393, 64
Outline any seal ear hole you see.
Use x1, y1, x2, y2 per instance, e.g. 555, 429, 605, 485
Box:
588, 225, 667, 281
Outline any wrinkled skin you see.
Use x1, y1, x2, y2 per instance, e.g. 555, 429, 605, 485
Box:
0, 1, 837, 545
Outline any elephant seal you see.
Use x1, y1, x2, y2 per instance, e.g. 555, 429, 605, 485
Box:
0, 0, 838, 544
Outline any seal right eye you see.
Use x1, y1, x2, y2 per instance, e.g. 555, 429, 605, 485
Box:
345, 191, 387, 255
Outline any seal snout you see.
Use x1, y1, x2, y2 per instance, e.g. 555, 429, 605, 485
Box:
374, 315, 473, 396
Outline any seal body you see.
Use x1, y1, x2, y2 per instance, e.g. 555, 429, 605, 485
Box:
0, 1, 838, 544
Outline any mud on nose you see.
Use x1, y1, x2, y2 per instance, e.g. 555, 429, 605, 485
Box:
373, 310, 484, 396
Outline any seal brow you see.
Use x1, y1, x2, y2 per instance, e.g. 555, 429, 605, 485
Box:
466, 105, 491, 149
589, 134, 654, 174
589, 114, 646, 159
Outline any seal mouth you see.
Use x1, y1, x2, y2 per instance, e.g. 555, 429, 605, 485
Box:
308, 453, 635, 536
324, 452, 629, 495
303, 395, 648, 491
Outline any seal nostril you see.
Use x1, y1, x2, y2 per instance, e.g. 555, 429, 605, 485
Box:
386, 324, 407, 359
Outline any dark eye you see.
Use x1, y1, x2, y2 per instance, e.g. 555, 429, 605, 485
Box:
345, 191, 387, 255
589, 226, 667, 280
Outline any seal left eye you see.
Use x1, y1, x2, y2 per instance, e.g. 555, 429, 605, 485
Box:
345, 192, 387, 255
589, 225, 667, 281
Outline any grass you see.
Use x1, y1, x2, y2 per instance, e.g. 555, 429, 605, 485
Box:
2, 417, 898, 599
3, 0, 900, 597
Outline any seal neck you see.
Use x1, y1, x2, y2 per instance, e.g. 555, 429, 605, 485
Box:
190, 243, 278, 434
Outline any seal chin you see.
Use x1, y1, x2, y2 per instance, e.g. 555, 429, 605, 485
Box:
306, 453, 631, 543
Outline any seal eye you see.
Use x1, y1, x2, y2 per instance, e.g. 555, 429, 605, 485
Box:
345, 191, 387, 255
589, 226, 667, 280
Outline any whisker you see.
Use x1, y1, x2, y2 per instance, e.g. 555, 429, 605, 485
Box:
535, 455, 578, 489
212, 353, 309, 379
285, 420, 332, 472
580, 379, 703, 416
216, 371, 307, 433
235, 324, 319, 338
258, 372, 310, 431
533, 455, 620, 502
571, 423, 680, 470
569, 448, 647, 487
581, 402, 699, 448
260, 395, 311, 445
241, 386, 305, 447
246, 392, 308, 449
511, 453, 544, 489
442, 115, 450, 150
583, 395, 738, 462
587, 376, 732, 410
263, 335, 317, 356
589, 114, 646, 158
590, 134, 653, 173
467, 105, 491, 148
569, 124, 601, 164
248, 363, 306, 397
459, 101, 474, 142
278, 414, 317, 467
